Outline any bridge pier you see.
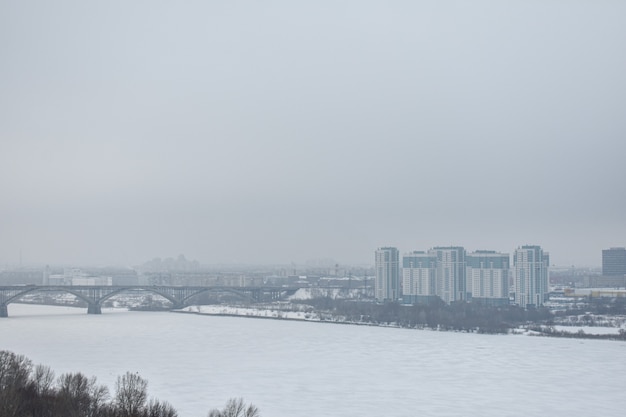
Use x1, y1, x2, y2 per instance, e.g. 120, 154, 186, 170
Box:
0, 304, 7, 318
87, 303, 102, 315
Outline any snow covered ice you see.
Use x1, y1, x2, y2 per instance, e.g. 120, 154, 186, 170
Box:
2, 304, 626, 417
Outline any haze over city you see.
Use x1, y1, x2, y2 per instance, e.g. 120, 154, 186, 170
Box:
1, 1, 625, 268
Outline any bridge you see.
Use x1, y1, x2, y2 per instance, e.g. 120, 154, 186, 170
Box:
0, 285, 302, 317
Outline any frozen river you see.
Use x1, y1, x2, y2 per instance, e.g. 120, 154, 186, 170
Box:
2, 304, 626, 417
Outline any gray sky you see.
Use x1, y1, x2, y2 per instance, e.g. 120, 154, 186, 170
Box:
1, 1, 625, 267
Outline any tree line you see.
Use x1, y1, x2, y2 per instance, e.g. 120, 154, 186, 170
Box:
0, 350, 259, 417
294, 297, 553, 334
294, 295, 626, 338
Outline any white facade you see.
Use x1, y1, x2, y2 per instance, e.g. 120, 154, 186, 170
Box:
513, 245, 549, 308
467, 268, 508, 298
466, 251, 509, 300
430, 247, 466, 304
402, 252, 436, 297
375, 247, 400, 302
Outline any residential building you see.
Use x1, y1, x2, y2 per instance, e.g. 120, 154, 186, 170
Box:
513, 245, 549, 308
375, 247, 400, 302
402, 251, 437, 304
430, 246, 466, 304
602, 247, 626, 277
466, 250, 510, 306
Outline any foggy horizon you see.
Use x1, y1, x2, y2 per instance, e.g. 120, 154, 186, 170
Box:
0, 244, 616, 270
2, 1, 625, 269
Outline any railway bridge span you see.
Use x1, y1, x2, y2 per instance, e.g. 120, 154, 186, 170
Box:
0, 285, 297, 317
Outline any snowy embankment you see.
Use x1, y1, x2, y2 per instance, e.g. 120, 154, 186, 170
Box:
176, 303, 389, 327
175, 304, 402, 328
540, 314, 626, 336
177, 286, 379, 325
551, 325, 624, 335
179, 304, 321, 321
177, 288, 626, 339
514, 314, 626, 338
177, 287, 371, 323
552, 313, 626, 329
178, 305, 626, 338
513, 325, 625, 336
288, 287, 368, 300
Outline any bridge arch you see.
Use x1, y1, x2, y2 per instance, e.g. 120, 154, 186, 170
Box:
97, 287, 179, 306
0, 286, 100, 317
1, 285, 298, 317
2, 286, 94, 306
178, 287, 256, 305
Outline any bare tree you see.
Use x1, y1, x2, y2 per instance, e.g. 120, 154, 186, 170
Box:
146, 398, 179, 417
22, 364, 56, 417
115, 371, 148, 417
56, 372, 109, 417
207, 398, 260, 417
0, 350, 33, 389
0, 350, 33, 417
32, 364, 55, 397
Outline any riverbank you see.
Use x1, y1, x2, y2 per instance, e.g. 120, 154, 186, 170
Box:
176, 304, 626, 340
173, 304, 386, 327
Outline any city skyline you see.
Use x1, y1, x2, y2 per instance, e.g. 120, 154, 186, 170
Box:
378, 244, 551, 308
0, 242, 622, 269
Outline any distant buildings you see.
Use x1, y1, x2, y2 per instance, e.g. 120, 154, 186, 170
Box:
602, 247, 626, 277
431, 247, 466, 304
402, 252, 437, 304
374, 247, 400, 302
466, 250, 510, 306
586, 247, 626, 288
513, 246, 550, 308
46, 268, 114, 286
402, 247, 508, 305
378, 244, 550, 308
400, 247, 468, 304
0, 268, 43, 285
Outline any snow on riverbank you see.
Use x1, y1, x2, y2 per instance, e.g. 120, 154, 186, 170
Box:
179, 304, 626, 339
512, 326, 625, 337
552, 325, 624, 335
287, 287, 368, 300
180, 304, 320, 320
177, 304, 383, 326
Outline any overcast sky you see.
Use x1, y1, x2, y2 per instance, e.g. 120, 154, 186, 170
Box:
1, 1, 625, 268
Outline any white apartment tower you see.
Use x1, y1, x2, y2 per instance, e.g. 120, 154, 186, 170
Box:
430, 247, 466, 304
402, 251, 437, 304
513, 245, 549, 308
375, 247, 400, 302
466, 251, 510, 305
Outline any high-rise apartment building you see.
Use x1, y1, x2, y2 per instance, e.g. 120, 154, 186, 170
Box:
430, 247, 466, 304
513, 245, 549, 308
375, 247, 400, 302
466, 250, 510, 305
602, 247, 626, 276
402, 251, 437, 304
